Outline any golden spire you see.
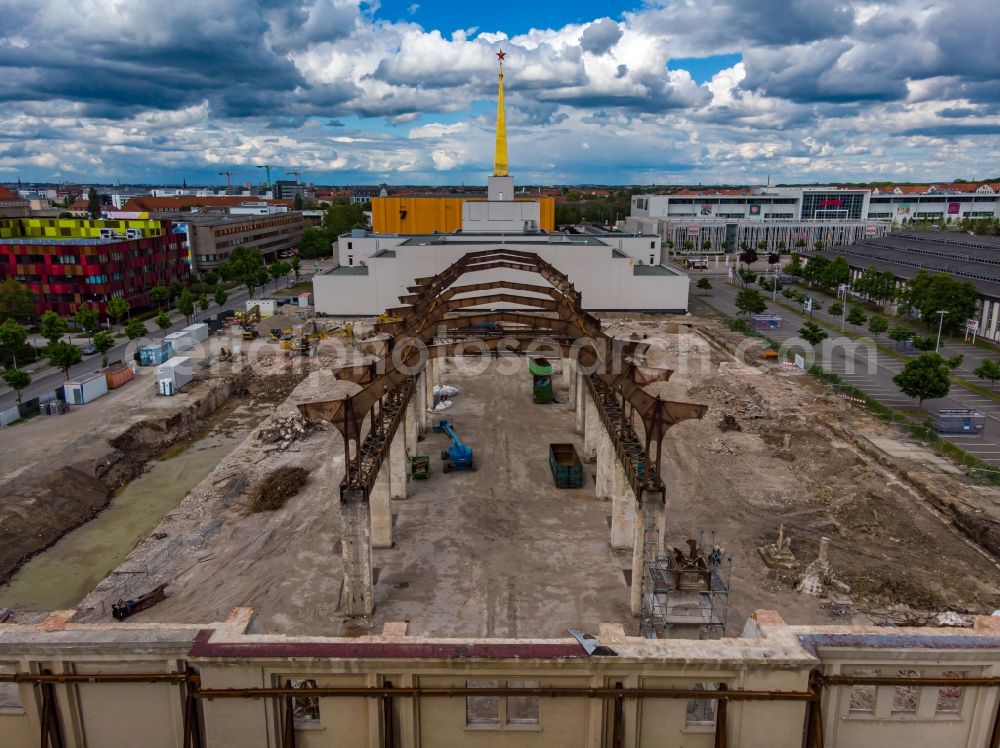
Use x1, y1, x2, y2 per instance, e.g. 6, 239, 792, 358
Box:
493, 49, 509, 177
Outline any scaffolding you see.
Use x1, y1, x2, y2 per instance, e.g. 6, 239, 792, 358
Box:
640, 529, 732, 640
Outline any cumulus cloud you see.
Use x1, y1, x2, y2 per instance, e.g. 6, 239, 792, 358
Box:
0, 0, 996, 184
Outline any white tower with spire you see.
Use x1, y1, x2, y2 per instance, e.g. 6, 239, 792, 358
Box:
462, 49, 541, 232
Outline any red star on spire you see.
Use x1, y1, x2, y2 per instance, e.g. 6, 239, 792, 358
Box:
496, 49, 506, 62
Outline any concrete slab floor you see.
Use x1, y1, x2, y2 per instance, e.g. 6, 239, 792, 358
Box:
373, 357, 632, 637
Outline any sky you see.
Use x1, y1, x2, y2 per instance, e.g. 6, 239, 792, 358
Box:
0, 0, 998, 187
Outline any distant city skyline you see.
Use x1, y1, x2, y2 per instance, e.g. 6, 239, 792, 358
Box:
1, 0, 997, 186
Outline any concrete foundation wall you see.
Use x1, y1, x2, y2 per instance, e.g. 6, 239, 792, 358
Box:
2, 610, 1000, 748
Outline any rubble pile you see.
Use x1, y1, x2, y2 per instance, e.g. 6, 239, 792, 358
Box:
249, 466, 310, 513
665, 338, 709, 356
706, 438, 740, 456
256, 414, 328, 451
686, 383, 767, 419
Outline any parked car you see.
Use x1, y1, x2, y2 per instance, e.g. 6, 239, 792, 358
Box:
82, 343, 97, 355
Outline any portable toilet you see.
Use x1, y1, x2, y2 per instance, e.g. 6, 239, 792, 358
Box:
298, 291, 313, 308
156, 356, 193, 396
64, 372, 109, 405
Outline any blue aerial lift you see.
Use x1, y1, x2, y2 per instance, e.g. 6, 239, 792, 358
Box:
433, 419, 476, 472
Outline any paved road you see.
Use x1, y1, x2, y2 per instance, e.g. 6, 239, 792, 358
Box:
689, 272, 1000, 468
0, 259, 335, 412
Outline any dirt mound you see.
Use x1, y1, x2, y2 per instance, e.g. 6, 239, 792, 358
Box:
249, 466, 310, 512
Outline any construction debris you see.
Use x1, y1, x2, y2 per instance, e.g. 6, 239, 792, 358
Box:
717, 414, 741, 432
249, 466, 310, 513
256, 413, 328, 450
758, 524, 800, 570
797, 537, 851, 598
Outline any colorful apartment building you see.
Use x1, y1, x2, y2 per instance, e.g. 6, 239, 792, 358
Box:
0, 217, 188, 316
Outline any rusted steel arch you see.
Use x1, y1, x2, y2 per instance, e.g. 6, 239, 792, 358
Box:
410, 249, 577, 300
390, 280, 560, 317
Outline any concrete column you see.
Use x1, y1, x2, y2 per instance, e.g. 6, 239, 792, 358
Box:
610, 462, 635, 551
583, 393, 601, 462
416, 370, 428, 434
404, 398, 418, 455
630, 503, 646, 616
340, 494, 374, 616
561, 357, 572, 389
575, 371, 586, 434
389, 428, 407, 500
371, 461, 392, 548
565, 358, 577, 409
595, 431, 614, 499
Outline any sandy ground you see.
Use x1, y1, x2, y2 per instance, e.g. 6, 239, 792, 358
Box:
75, 320, 1000, 636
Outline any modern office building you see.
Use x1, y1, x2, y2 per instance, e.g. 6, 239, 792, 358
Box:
626, 188, 890, 253
173, 212, 304, 271
0, 217, 188, 315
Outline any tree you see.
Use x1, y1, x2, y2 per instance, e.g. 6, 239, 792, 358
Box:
177, 288, 194, 323
245, 274, 257, 297
2, 367, 30, 404
893, 352, 952, 408
155, 312, 171, 334
47, 340, 82, 379
293, 193, 304, 211
150, 285, 169, 311
820, 256, 851, 288
888, 325, 911, 349
106, 297, 130, 333
738, 247, 758, 268
214, 287, 228, 306
846, 305, 868, 328
735, 288, 767, 315
92, 330, 115, 367
829, 301, 844, 317
973, 359, 1000, 389
220, 245, 264, 280
799, 321, 828, 349
198, 295, 209, 314
0, 278, 35, 322
125, 318, 147, 341
0, 318, 28, 368
86, 187, 102, 219
801, 255, 829, 286
696, 278, 712, 294
814, 240, 825, 250
867, 314, 889, 338
74, 303, 99, 340
299, 227, 332, 259
701, 239, 712, 252
270, 261, 291, 290
756, 240, 768, 252
204, 271, 219, 287
786, 253, 803, 276
289, 256, 301, 283
39, 311, 68, 347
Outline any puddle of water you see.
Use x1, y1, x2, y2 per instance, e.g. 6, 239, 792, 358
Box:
0, 432, 247, 611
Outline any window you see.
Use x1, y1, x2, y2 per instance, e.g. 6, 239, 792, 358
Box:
892, 669, 919, 715
936, 671, 965, 714
0, 665, 22, 713
685, 683, 717, 730
649, 241, 655, 249
288, 678, 320, 726
848, 669, 878, 715
465, 680, 539, 730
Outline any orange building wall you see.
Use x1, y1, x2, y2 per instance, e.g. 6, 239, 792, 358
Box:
372, 196, 555, 233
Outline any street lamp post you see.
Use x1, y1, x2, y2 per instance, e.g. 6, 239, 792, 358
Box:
934, 310, 947, 352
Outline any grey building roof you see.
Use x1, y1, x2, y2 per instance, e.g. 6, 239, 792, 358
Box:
324, 265, 369, 276
810, 234, 1000, 300
633, 264, 675, 276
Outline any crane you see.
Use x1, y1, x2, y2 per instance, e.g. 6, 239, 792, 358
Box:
218, 171, 234, 194
286, 170, 318, 183
255, 164, 275, 188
